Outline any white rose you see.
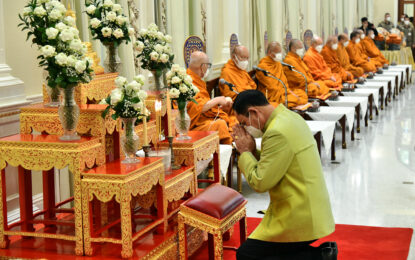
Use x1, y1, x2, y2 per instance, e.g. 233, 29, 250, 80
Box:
49, 9, 62, 20
113, 28, 124, 39
179, 68, 187, 76
156, 31, 164, 40
179, 85, 188, 93
154, 44, 164, 53
110, 88, 123, 105
164, 35, 172, 43
49, 1, 66, 13
171, 64, 180, 72
86, 5, 96, 14
64, 16, 76, 27
150, 51, 159, 61
55, 53, 68, 66
55, 22, 67, 31
112, 4, 122, 13
163, 45, 172, 54
46, 27, 59, 39
39, 0, 50, 4
116, 15, 126, 26
23, 7, 32, 16
169, 88, 180, 99
192, 85, 200, 94
185, 75, 193, 84
69, 39, 83, 52
171, 76, 181, 84
75, 60, 87, 73
101, 27, 112, 37
148, 23, 158, 31
138, 90, 147, 100
133, 101, 143, 111
69, 27, 80, 39
34, 6, 46, 17
40, 45, 56, 57
106, 11, 117, 22
134, 41, 144, 52
166, 71, 173, 79
90, 18, 101, 29
133, 75, 145, 84
139, 28, 148, 36
67, 55, 77, 67
127, 81, 141, 92
115, 76, 127, 88
128, 27, 135, 36
59, 28, 74, 42
103, 0, 114, 8
160, 54, 169, 63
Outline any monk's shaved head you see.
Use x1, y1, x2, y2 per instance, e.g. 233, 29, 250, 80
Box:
232, 45, 249, 62
338, 33, 348, 42
326, 36, 338, 46
266, 41, 281, 55
189, 51, 209, 78
289, 39, 303, 52
311, 36, 323, 47
356, 29, 364, 35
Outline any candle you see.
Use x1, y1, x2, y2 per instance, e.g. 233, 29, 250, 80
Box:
155, 100, 162, 142
143, 116, 148, 146
166, 92, 173, 137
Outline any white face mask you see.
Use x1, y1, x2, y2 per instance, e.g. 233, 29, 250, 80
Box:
370, 34, 375, 39
331, 43, 338, 50
401, 18, 405, 22
244, 112, 263, 138
355, 38, 360, 44
235, 55, 248, 71
405, 20, 410, 25
296, 48, 305, 58
202, 68, 210, 80
315, 45, 323, 53
344, 41, 349, 47
360, 34, 365, 39
386, 16, 391, 21
272, 52, 283, 62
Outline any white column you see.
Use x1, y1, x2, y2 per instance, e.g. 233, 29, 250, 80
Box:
221, 0, 237, 61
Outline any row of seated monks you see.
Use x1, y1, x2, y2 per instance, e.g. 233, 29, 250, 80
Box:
185, 29, 389, 145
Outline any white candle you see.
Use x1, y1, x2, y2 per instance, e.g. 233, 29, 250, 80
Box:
166, 92, 173, 137
143, 116, 148, 146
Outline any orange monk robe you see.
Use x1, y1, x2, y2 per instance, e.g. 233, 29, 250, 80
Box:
303, 48, 343, 89
283, 52, 330, 98
186, 69, 237, 144
219, 59, 256, 101
256, 55, 308, 108
346, 41, 377, 72
361, 37, 389, 65
337, 44, 364, 77
321, 45, 354, 82
357, 42, 382, 68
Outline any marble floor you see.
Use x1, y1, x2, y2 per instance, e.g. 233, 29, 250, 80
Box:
239, 82, 415, 258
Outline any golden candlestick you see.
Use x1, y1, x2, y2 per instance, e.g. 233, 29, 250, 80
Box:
166, 92, 173, 137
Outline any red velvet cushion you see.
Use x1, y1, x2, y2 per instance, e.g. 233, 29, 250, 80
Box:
184, 184, 246, 219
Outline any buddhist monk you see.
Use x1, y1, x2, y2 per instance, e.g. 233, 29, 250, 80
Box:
346, 31, 377, 73
356, 29, 382, 68
361, 29, 389, 65
321, 36, 354, 82
186, 51, 236, 144
256, 41, 308, 108
283, 39, 330, 98
337, 34, 365, 77
219, 45, 256, 101
303, 36, 343, 89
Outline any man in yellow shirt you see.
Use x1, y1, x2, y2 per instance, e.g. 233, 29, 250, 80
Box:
232, 90, 337, 259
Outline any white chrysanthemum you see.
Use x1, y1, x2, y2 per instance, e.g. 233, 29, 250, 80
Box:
55, 22, 67, 31
169, 88, 180, 99
106, 11, 117, 21
171, 76, 181, 84
75, 60, 87, 73
49, 9, 62, 20
64, 16, 76, 27
90, 18, 101, 29
86, 5, 96, 14
179, 85, 188, 93
113, 28, 124, 39
116, 15, 126, 26
59, 29, 74, 42
134, 41, 144, 53
69, 39, 83, 52
110, 88, 123, 105
171, 64, 180, 72
23, 7, 32, 16
115, 76, 127, 88
112, 3, 122, 13
101, 27, 112, 37
40, 45, 56, 57
55, 53, 68, 66
133, 75, 145, 84
103, 0, 114, 8
164, 35, 172, 43
150, 51, 159, 61
128, 28, 135, 36
160, 54, 169, 63
46, 27, 59, 39
67, 55, 77, 67
34, 6, 47, 17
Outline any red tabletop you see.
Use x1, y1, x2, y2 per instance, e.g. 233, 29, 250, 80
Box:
165, 166, 193, 182
0, 134, 94, 143
83, 157, 163, 176
160, 131, 216, 144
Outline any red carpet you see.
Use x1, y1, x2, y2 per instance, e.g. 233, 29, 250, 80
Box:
191, 217, 413, 260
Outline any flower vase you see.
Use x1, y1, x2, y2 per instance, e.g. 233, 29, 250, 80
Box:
104, 43, 121, 73
174, 100, 191, 140
58, 86, 80, 141
45, 85, 60, 107
121, 117, 140, 164
150, 70, 164, 92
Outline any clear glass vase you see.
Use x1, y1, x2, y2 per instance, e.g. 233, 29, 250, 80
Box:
58, 86, 80, 141
104, 42, 121, 73
121, 117, 140, 164
150, 70, 164, 92
45, 85, 60, 107
174, 101, 191, 140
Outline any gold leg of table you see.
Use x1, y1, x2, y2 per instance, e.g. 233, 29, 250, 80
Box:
120, 193, 133, 259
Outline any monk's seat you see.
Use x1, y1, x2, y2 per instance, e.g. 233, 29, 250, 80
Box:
178, 183, 247, 259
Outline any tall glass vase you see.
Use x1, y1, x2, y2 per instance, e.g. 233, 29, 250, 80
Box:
174, 100, 191, 140
104, 42, 121, 73
43, 70, 60, 107
150, 70, 164, 91
121, 117, 140, 164
58, 86, 80, 141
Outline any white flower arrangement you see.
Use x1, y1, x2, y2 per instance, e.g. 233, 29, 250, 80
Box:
102, 75, 150, 120
19, 0, 93, 89
135, 23, 174, 72
166, 64, 199, 108
84, 0, 133, 47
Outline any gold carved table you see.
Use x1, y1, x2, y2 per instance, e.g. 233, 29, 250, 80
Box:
0, 134, 105, 255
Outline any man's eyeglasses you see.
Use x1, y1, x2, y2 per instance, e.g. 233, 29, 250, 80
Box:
201, 63, 212, 68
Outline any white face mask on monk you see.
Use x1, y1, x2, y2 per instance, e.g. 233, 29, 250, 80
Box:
370, 34, 375, 39
360, 34, 365, 39
355, 38, 360, 44
386, 16, 391, 22
296, 48, 305, 58
331, 43, 338, 50
315, 45, 323, 53
272, 52, 283, 62
401, 17, 405, 22
343, 41, 349, 47
244, 112, 263, 138
235, 55, 249, 71
203, 68, 210, 80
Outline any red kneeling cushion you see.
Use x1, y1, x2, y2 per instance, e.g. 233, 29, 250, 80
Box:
184, 184, 246, 219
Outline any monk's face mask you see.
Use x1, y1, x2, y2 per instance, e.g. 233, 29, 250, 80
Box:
272, 52, 283, 62
234, 55, 249, 71
331, 43, 338, 50
296, 48, 305, 58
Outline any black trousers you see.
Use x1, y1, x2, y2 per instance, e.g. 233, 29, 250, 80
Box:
236, 238, 322, 260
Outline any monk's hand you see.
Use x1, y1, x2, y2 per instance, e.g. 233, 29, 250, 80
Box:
232, 124, 256, 154
311, 82, 321, 89
330, 76, 336, 82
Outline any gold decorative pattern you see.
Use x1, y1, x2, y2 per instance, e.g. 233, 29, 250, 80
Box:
0, 111, 20, 119
165, 167, 196, 202
0, 136, 105, 255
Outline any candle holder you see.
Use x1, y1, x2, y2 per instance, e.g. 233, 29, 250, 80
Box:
168, 136, 181, 170
142, 145, 151, 157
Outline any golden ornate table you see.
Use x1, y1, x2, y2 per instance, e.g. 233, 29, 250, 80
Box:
42, 73, 119, 104
0, 134, 105, 255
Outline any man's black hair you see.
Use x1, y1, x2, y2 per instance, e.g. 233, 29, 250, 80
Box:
361, 17, 368, 23
233, 90, 269, 115
350, 31, 359, 40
